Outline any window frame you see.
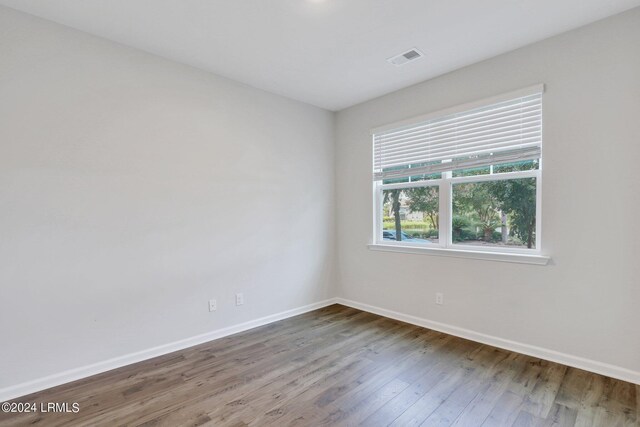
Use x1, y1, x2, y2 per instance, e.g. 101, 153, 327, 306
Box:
372, 166, 543, 256
369, 86, 550, 264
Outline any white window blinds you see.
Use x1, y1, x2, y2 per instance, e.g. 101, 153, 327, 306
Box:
373, 85, 543, 181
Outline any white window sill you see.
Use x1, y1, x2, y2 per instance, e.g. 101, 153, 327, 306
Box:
367, 244, 550, 265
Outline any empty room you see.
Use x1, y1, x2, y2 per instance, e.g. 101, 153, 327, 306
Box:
1, 1, 639, 426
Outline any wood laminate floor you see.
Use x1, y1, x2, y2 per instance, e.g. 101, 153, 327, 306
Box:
1, 305, 637, 426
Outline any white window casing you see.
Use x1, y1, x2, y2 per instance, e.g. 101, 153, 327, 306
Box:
371, 85, 549, 264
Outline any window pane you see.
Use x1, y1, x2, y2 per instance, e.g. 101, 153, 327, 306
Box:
452, 159, 539, 178
381, 187, 439, 244
451, 178, 537, 249
405, 161, 442, 182
452, 165, 491, 177
493, 159, 539, 173
381, 162, 441, 184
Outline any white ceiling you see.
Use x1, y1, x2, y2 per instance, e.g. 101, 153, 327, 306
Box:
2, 0, 639, 111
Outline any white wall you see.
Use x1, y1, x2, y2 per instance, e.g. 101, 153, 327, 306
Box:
0, 6, 335, 391
335, 8, 640, 375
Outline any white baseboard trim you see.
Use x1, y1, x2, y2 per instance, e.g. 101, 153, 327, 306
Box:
0, 298, 339, 402
3, 296, 637, 402
335, 298, 640, 386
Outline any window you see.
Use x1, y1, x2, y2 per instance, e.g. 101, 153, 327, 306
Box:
372, 85, 543, 255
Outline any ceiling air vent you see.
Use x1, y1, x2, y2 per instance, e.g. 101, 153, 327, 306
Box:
387, 48, 424, 66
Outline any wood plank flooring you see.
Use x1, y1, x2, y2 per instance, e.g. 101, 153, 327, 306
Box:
0, 304, 637, 426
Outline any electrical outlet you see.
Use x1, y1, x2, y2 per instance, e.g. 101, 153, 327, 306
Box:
435, 293, 444, 305
208, 299, 217, 312
236, 293, 244, 306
